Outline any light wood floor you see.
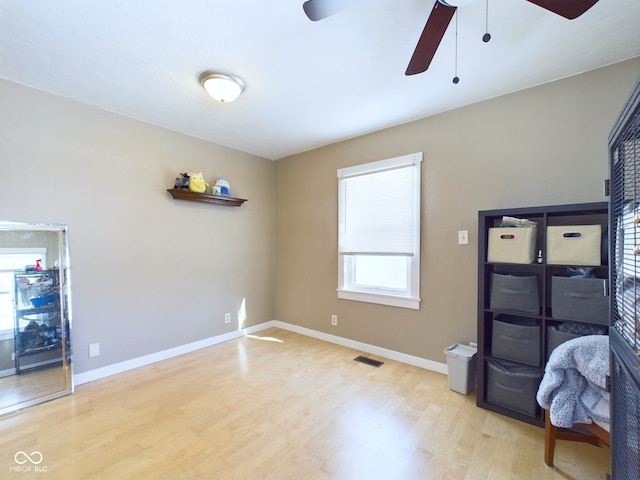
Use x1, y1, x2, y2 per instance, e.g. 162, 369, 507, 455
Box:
0, 328, 609, 479
0, 365, 69, 410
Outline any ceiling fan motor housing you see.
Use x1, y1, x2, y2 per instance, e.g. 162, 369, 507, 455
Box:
439, 0, 475, 6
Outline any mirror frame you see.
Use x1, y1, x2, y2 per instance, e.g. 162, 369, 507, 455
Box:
0, 222, 73, 416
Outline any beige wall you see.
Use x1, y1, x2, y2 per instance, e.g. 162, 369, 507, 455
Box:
1, 58, 638, 378
275, 58, 640, 364
0, 79, 275, 375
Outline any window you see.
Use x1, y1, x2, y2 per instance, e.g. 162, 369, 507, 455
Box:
337, 152, 422, 309
0, 249, 47, 338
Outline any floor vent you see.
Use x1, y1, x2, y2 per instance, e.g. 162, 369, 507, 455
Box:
354, 355, 384, 368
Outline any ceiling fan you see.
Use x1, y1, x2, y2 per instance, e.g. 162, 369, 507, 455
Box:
303, 0, 600, 76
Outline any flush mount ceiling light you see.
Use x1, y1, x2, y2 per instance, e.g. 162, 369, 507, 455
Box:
199, 71, 245, 103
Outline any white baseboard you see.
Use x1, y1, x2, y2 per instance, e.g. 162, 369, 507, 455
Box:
73, 319, 446, 386
0, 367, 16, 378
73, 322, 275, 385
272, 321, 448, 375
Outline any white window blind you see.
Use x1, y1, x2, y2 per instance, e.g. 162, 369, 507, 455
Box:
338, 163, 416, 255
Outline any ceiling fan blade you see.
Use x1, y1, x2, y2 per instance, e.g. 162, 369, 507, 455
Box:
405, 1, 456, 76
525, 0, 600, 19
303, 0, 362, 21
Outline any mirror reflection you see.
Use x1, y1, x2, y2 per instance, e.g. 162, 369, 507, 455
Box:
0, 223, 72, 416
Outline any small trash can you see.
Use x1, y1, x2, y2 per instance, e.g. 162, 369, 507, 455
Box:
444, 344, 477, 394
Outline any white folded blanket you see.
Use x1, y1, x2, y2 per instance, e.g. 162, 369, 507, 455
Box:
536, 335, 609, 428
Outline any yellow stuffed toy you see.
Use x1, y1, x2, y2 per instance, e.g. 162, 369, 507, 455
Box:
188, 172, 209, 193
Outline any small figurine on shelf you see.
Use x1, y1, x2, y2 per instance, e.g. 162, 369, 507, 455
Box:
173, 173, 190, 190
212, 178, 231, 197
35, 259, 42, 271
188, 172, 209, 193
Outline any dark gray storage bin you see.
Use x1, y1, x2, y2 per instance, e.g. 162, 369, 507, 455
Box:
486, 360, 542, 417
546, 328, 579, 360
492, 315, 541, 366
551, 276, 608, 325
546, 321, 608, 360
490, 273, 540, 314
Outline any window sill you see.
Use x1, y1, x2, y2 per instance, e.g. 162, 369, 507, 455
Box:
337, 289, 420, 310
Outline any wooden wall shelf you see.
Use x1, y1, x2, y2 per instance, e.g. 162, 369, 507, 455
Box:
167, 189, 247, 207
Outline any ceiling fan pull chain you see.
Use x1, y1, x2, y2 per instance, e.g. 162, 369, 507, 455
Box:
483, 0, 491, 42
452, 11, 460, 84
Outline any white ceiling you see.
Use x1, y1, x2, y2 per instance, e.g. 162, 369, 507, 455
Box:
1, 0, 639, 160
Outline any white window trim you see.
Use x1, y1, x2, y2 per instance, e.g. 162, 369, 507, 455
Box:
337, 152, 422, 309
337, 289, 421, 310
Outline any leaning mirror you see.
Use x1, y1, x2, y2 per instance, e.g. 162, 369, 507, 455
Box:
0, 222, 72, 416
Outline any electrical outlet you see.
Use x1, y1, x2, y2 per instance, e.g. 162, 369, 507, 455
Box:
331, 315, 337, 326
224, 313, 231, 324
458, 230, 469, 245
89, 343, 100, 358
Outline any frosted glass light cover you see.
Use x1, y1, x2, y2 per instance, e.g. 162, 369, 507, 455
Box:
200, 73, 244, 103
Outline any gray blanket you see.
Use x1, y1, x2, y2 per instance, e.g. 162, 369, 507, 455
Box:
536, 335, 609, 428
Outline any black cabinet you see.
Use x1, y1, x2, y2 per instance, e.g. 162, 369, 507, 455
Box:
477, 202, 608, 426
14, 270, 63, 373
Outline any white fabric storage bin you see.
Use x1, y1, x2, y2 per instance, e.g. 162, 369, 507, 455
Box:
487, 226, 536, 264
490, 273, 540, 314
546, 225, 601, 265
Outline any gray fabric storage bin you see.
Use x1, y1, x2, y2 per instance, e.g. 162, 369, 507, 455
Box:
492, 315, 541, 366
546, 328, 579, 360
490, 273, 540, 314
551, 276, 608, 324
486, 360, 542, 417
546, 321, 608, 360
